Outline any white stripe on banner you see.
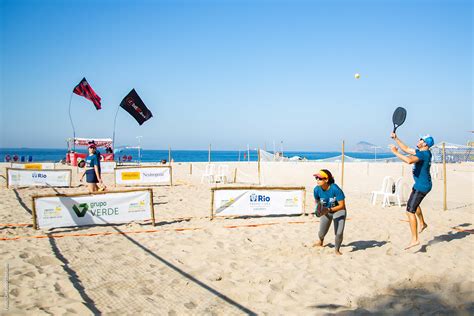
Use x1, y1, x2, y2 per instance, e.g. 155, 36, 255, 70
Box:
34, 190, 153, 229
213, 189, 305, 217
115, 167, 171, 185
101, 161, 116, 174
7, 169, 71, 188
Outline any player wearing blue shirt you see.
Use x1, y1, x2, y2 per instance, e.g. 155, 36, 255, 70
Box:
80, 144, 105, 193
313, 169, 347, 255
390, 133, 434, 250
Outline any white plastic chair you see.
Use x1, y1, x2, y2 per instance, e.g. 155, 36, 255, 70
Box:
383, 177, 404, 207
201, 164, 216, 184
371, 176, 395, 205
215, 165, 229, 183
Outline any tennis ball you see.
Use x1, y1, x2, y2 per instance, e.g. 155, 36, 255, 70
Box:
355, 73, 360, 79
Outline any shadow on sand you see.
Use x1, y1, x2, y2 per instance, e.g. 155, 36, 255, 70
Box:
311, 281, 474, 315
417, 225, 472, 253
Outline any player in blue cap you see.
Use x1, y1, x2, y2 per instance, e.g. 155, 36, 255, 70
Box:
390, 132, 434, 249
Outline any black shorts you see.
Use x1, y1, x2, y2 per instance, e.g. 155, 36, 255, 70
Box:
406, 188, 428, 213
85, 169, 98, 183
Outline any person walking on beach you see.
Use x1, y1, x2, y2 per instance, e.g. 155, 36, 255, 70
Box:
80, 143, 105, 193
390, 133, 434, 250
313, 169, 347, 255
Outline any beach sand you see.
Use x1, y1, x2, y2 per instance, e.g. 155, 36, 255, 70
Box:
1, 161, 473, 315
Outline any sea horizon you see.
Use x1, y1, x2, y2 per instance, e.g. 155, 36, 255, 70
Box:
0, 147, 396, 163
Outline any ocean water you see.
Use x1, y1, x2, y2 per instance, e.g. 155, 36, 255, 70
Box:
0, 148, 395, 163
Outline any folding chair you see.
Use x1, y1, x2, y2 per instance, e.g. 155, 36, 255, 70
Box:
215, 165, 229, 183
371, 176, 395, 205
383, 177, 404, 207
201, 164, 216, 184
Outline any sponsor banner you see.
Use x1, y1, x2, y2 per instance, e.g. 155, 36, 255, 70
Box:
101, 161, 116, 174
213, 188, 305, 217
115, 167, 171, 185
11, 162, 55, 170
33, 189, 153, 229
7, 169, 71, 188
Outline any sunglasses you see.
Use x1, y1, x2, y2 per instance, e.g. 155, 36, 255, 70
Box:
315, 176, 327, 181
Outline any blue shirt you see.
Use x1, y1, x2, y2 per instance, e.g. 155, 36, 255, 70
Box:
85, 154, 100, 173
413, 149, 432, 193
313, 183, 345, 208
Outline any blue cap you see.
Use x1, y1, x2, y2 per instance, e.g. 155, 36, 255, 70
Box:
421, 134, 434, 148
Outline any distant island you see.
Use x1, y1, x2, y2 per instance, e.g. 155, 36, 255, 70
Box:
352, 141, 389, 153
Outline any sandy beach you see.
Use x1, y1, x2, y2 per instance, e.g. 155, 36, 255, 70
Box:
1, 161, 473, 315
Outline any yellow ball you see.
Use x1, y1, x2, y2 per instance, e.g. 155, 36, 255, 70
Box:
355, 73, 360, 79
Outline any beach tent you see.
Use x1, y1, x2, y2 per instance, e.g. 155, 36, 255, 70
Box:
66, 137, 114, 166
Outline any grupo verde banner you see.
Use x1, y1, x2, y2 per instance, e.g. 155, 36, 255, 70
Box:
115, 167, 172, 185
7, 168, 71, 188
33, 189, 154, 229
11, 162, 55, 170
212, 187, 305, 217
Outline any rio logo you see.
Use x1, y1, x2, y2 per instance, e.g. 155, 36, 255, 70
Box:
250, 194, 270, 203
32, 173, 47, 179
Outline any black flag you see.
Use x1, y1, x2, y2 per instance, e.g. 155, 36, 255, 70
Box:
119, 89, 153, 125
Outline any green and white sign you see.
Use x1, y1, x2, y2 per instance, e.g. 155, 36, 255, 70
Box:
33, 189, 154, 229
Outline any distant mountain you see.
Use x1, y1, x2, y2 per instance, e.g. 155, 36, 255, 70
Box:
352, 141, 388, 153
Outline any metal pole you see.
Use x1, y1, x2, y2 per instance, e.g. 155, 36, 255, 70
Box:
112, 104, 121, 152
443, 142, 447, 210
258, 148, 261, 185
208, 144, 211, 163
136, 136, 142, 165
67, 92, 76, 151
341, 140, 345, 188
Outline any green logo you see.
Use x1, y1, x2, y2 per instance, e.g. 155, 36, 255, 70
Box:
72, 203, 89, 217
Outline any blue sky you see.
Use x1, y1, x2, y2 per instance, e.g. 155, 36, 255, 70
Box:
0, 0, 472, 151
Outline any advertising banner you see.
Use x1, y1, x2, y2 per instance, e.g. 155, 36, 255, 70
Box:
7, 168, 71, 188
115, 166, 172, 186
33, 189, 154, 229
11, 162, 56, 170
101, 161, 116, 174
212, 187, 306, 218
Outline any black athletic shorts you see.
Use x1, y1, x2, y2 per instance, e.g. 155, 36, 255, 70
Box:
406, 188, 428, 213
85, 169, 98, 183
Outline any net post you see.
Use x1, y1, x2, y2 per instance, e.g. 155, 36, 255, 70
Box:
341, 140, 345, 188
442, 142, 447, 211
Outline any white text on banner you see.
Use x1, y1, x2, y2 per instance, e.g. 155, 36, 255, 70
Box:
33, 190, 154, 229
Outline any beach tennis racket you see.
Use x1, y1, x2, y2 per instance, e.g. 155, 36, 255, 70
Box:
392, 107, 407, 133
78, 160, 86, 168
315, 202, 327, 217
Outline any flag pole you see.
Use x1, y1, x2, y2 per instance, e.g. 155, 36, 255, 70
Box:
68, 92, 76, 150
112, 104, 121, 149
